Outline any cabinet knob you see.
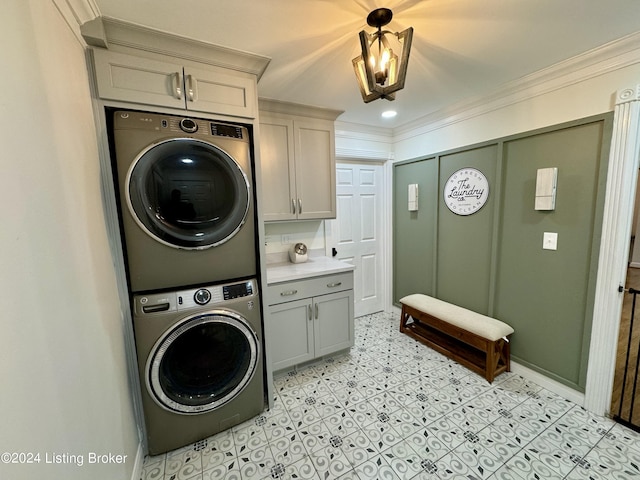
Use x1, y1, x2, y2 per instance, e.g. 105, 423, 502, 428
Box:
308, 304, 313, 321
315, 303, 319, 319
280, 289, 298, 296
298, 198, 303, 214
291, 198, 296, 214
327, 282, 342, 288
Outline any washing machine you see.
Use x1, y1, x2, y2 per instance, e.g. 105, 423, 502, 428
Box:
110, 109, 257, 293
132, 278, 264, 455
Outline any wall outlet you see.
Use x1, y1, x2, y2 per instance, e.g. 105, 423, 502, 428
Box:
281, 234, 291, 244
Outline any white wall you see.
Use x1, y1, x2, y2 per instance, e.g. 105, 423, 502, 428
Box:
0, 2, 139, 479
394, 49, 640, 159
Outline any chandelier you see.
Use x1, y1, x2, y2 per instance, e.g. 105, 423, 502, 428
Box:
352, 8, 413, 103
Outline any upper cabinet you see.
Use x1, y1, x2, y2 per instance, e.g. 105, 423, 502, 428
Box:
82, 17, 270, 119
93, 49, 257, 118
259, 99, 343, 221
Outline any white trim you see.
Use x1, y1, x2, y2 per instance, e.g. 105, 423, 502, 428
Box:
51, 0, 99, 44
630, 262, 640, 269
335, 121, 394, 162
87, 16, 271, 79
129, 442, 144, 480
335, 147, 393, 161
394, 33, 640, 141
383, 161, 394, 312
510, 361, 585, 405
585, 84, 640, 415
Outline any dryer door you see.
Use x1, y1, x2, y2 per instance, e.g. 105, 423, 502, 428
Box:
126, 138, 250, 249
147, 310, 259, 414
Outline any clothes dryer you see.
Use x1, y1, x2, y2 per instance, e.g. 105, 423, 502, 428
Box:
132, 278, 264, 455
110, 109, 257, 292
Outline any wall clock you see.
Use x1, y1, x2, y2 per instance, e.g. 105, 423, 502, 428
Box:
443, 167, 489, 215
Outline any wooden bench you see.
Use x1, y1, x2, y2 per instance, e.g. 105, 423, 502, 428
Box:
399, 294, 514, 383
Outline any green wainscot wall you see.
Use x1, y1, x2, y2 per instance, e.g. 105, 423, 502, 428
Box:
393, 114, 612, 390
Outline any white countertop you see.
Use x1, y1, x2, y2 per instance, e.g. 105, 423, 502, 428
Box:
266, 256, 354, 285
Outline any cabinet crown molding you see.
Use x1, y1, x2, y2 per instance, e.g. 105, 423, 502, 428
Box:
259, 98, 343, 121
81, 16, 271, 80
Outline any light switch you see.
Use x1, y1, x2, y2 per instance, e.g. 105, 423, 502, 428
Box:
543, 232, 558, 250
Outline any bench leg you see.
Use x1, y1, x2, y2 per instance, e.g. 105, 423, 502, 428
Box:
486, 341, 497, 383
400, 305, 410, 333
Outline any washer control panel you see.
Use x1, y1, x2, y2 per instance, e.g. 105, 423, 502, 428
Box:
134, 278, 257, 315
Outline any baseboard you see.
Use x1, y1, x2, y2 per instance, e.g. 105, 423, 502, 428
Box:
130, 441, 144, 480
510, 360, 585, 406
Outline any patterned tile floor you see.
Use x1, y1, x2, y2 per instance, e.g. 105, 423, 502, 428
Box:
140, 312, 640, 480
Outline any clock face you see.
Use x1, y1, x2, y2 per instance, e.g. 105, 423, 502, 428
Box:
443, 168, 489, 216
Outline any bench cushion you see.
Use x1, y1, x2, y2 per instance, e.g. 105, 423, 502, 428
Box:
400, 294, 514, 341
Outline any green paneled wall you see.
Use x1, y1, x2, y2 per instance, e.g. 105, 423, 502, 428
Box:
437, 145, 498, 314
393, 158, 437, 301
495, 122, 607, 388
392, 115, 611, 390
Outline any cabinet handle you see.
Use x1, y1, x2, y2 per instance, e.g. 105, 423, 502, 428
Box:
298, 198, 303, 214
315, 303, 319, 319
291, 198, 296, 214
186, 74, 196, 102
327, 282, 342, 288
173, 72, 183, 100
280, 289, 298, 296
308, 304, 313, 321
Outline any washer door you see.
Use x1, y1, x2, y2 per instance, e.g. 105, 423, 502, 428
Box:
147, 310, 259, 414
126, 138, 250, 249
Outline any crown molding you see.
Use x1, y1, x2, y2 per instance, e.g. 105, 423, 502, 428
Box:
335, 147, 393, 162
334, 120, 393, 140
81, 16, 271, 80
394, 31, 640, 141
52, 0, 100, 44
334, 121, 394, 161
259, 98, 342, 121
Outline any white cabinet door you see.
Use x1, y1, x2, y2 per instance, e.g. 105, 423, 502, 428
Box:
269, 298, 314, 371
259, 112, 336, 221
259, 116, 297, 221
295, 119, 336, 220
184, 65, 257, 118
92, 49, 257, 118
314, 291, 354, 357
93, 49, 185, 109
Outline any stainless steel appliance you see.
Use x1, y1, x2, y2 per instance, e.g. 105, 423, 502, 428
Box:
132, 278, 264, 454
110, 109, 257, 292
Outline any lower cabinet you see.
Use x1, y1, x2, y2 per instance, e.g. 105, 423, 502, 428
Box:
267, 272, 354, 372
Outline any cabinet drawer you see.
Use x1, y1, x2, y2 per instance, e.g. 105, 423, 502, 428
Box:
267, 271, 353, 305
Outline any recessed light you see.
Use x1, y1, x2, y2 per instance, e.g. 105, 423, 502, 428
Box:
381, 110, 397, 119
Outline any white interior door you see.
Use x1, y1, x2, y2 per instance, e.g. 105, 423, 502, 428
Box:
330, 162, 384, 317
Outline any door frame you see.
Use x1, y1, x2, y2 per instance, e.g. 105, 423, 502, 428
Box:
585, 84, 640, 415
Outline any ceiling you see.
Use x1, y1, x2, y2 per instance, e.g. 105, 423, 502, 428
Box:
92, 0, 640, 129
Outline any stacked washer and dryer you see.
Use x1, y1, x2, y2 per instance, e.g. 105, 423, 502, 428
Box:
109, 109, 264, 455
